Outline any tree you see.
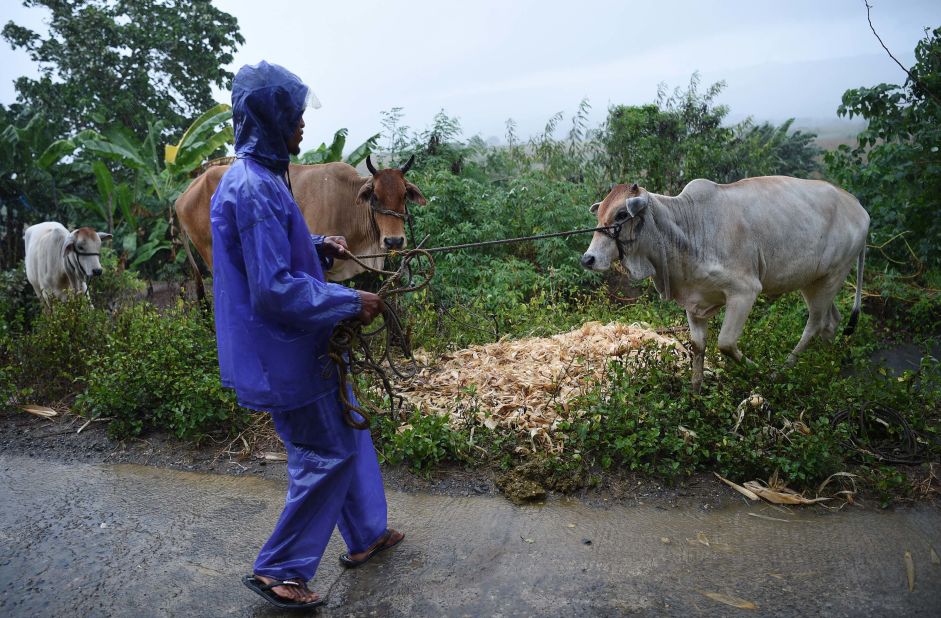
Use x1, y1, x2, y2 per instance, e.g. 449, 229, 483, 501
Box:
826, 27, 941, 265
0, 106, 85, 269
3, 0, 243, 140
603, 73, 821, 194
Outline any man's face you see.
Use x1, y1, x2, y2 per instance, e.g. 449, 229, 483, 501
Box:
287, 116, 305, 156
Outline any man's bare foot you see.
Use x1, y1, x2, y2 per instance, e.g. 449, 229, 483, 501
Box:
346, 529, 405, 564
253, 575, 320, 604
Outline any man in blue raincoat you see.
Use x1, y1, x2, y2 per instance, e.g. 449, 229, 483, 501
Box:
211, 61, 404, 610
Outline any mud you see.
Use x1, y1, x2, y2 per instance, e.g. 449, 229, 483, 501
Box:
1, 454, 939, 617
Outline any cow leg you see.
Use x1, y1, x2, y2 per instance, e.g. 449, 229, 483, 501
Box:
686, 311, 709, 393
821, 303, 842, 341
717, 291, 758, 366
786, 275, 845, 365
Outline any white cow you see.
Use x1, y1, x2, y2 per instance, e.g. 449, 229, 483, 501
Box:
581, 177, 869, 392
24, 222, 111, 306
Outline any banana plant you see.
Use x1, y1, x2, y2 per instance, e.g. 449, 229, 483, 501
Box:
296, 128, 380, 166
43, 104, 235, 269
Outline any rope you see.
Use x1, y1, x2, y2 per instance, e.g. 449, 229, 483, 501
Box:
353, 225, 615, 260
329, 223, 613, 429
328, 238, 435, 429
830, 402, 937, 465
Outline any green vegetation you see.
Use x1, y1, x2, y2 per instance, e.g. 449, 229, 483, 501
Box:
2, 0, 243, 138
0, 6, 938, 501
826, 26, 941, 266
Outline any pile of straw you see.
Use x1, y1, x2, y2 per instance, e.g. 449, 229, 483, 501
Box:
401, 321, 685, 447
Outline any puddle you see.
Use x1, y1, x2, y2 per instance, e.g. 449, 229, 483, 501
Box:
0, 455, 939, 616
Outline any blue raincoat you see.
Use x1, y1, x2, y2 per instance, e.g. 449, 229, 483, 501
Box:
211, 61, 390, 583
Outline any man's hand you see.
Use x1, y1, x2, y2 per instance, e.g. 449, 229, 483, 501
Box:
357, 291, 384, 325
321, 235, 349, 260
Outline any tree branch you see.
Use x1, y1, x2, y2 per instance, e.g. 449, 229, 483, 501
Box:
865, 1, 941, 107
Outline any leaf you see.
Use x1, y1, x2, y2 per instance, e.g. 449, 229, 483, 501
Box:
326, 128, 348, 163
715, 473, 759, 500
170, 103, 232, 155
36, 138, 77, 168
701, 591, 757, 610
170, 123, 234, 176
21, 405, 57, 418
905, 550, 915, 591
113, 183, 136, 229
930, 547, 939, 566
75, 132, 147, 169
345, 133, 381, 166
91, 160, 115, 203
122, 232, 138, 255
742, 481, 831, 505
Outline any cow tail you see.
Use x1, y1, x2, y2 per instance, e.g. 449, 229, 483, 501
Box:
843, 245, 865, 337
175, 207, 206, 302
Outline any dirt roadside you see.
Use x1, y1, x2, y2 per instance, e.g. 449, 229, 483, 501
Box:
0, 405, 751, 510
5, 402, 939, 512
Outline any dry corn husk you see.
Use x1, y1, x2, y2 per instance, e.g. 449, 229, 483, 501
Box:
401, 321, 684, 448
742, 480, 831, 505
21, 405, 58, 418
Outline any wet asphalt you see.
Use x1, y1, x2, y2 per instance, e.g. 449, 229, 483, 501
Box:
0, 454, 939, 617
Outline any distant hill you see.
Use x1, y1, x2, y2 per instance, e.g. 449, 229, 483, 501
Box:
789, 117, 867, 151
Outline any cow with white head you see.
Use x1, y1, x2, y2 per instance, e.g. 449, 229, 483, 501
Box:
581, 176, 869, 392
24, 222, 112, 306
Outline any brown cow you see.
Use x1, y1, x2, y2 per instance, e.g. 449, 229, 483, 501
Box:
175, 155, 426, 281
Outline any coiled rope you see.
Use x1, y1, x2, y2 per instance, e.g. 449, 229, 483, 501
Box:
830, 402, 937, 465
328, 238, 435, 429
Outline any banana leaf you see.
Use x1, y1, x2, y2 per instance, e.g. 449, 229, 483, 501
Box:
345, 133, 380, 166
36, 138, 77, 169
327, 128, 348, 162
169, 125, 234, 176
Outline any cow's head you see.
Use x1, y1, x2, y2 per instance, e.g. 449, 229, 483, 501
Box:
356, 155, 427, 251
580, 183, 651, 277
63, 227, 112, 278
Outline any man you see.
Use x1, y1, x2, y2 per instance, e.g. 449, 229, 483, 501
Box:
211, 61, 403, 610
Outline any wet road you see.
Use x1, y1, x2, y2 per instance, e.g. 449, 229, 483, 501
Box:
0, 455, 939, 617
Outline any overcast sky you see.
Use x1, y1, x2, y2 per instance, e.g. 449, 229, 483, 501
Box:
1, 0, 937, 149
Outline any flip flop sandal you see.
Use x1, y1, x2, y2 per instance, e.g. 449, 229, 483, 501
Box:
339, 529, 404, 568
242, 575, 324, 610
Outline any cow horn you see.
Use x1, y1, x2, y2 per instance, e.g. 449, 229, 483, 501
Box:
400, 154, 415, 174
366, 155, 378, 176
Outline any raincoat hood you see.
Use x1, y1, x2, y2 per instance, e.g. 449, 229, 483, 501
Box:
232, 61, 309, 172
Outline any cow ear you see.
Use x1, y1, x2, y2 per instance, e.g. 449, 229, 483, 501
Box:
405, 181, 426, 205
625, 193, 648, 218
356, 181, 374, 204
630, 183, 640, 194
97, 232, 112, 242
589, 201, 601, 215
62, 231, 76, 258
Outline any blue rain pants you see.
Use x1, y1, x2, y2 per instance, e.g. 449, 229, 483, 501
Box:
253, 387, 388, 581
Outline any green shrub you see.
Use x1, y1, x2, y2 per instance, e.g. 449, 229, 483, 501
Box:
75, 301, 246, 439
14, 295, 111, 403
375, 410, 465, 471
87, 248, 147, 311
0, 263, 41, 336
